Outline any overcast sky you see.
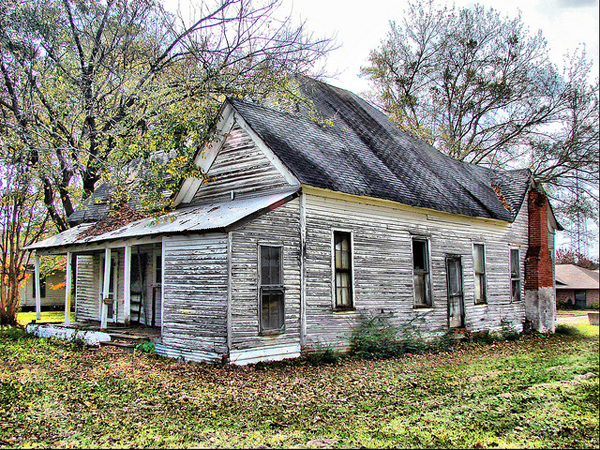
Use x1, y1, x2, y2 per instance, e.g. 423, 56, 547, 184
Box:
286, 0, 599, 94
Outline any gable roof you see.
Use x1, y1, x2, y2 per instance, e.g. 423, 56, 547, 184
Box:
555, 264, 600, 290
227, 78, 531, 222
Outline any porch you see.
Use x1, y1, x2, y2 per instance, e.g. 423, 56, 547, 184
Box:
27, 236, 163, 332
26, 319, 161, 350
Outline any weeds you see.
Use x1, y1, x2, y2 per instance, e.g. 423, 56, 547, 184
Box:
134, 341, 156, 355
302, 342, 342, 365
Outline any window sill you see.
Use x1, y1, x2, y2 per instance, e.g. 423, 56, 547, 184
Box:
413, 305, 433, 309
259, 328, 285, 336
474, 301, 487, 306
333, 307, 356, 313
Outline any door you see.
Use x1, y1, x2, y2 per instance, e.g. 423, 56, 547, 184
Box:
446, 257, 465, 328
574, 290, 587, 309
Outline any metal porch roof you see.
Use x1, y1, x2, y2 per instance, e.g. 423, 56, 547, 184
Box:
26, 189, 298, 253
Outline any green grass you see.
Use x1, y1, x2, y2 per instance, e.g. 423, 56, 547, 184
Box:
557, 309, 596, 318
16, 311, 76, 326
0, 323, 598, 449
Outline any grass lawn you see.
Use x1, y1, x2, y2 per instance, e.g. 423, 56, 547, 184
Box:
557, 309, 597, 318
16, 311, 76, 326
0, 324, 598, 449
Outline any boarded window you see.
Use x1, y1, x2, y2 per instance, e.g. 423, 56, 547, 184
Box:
259, 246, 284, 332
334, 231, 353, 309
413, 239, 432, 307
510, 248, 521, 302
473, 244, 487, 304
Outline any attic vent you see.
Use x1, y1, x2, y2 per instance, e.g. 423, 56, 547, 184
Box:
491, 183, 512, 213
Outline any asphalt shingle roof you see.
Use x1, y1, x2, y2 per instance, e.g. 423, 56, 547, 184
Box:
229, 78, 531, 222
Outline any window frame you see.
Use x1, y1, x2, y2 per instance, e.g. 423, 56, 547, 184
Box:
412, 237, 433, 308
509, 247, 522, 303
473, 243, 487, 304
331, 230, 355, 311
258, 244, 285, 334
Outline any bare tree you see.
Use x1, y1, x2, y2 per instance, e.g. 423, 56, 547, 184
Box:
362, 1, 598, 244
0, 0, 332, 230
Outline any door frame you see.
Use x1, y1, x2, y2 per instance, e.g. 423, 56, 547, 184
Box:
446, 255, 465, 329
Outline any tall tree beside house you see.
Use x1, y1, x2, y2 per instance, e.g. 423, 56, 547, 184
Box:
0, 0, 332, 231
361, 1, 599, 236
0, 143, 50, 325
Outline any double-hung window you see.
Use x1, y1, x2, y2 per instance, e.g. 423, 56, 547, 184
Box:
334, 231, 353, 309
259, 245, 284, 332
413, 238, 432, 307
510, 248, 521, 302
473, 244, 487, 304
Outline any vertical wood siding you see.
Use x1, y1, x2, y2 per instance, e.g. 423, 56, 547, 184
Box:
161, 233, 229, 358
303, 190, 529, 348
229, 198, 302, 357
189, 124, 292, 205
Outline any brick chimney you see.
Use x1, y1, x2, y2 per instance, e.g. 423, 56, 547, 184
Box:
524, 188, 557, 332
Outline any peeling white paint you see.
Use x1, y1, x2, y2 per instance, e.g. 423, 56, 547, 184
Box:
26, 324, 111, 346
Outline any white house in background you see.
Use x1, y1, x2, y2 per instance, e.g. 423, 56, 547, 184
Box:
19, 266, 65, 311
25, 78, 561, 364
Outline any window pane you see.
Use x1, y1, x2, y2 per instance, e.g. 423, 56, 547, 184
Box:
334, 232, 353, 308
413, 240, 426, 270
261, 290, 284, 330
414, 274, 426, 305
510, 249, 520, 277
511, 280, 521, 302
475, 273, 486, 302
474, 244, 485, 273
261, 246, 281, 285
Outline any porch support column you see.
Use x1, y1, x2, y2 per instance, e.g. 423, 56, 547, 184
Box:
64, 252, 72, 325
34, 253, 41, 321
123, 246, 131, 325
101, 248, 111, 330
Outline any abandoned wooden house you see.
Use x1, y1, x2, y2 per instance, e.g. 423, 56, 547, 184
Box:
26, 78, 561, 364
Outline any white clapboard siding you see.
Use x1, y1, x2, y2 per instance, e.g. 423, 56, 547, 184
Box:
229, 198, 302, 357
303, 188, 529, 348
189, 124, 291, 205
19, 271, 65, 308
161, 233, 229, 358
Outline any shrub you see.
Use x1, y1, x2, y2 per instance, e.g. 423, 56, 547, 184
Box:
350, 314, 404, 359
592, 301, 599, 310
499, 320, 521, 341
302, 342, 341, 365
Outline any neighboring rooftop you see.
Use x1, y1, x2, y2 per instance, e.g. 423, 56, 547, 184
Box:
229, 77, 531, 222
556, 264, 600, 290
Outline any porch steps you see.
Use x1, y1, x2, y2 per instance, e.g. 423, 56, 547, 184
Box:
99, 333, 154, 353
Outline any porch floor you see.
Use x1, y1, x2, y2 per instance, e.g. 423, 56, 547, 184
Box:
41, 320, 162, 345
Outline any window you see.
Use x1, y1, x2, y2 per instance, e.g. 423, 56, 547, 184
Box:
473, 244, 487, 304
510, 248, 521, 302
259, 246, 284, 332
413, 238, 432, 307
334, 231, 353, 309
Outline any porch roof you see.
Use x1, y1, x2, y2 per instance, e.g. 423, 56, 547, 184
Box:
26, 188, 298, 253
